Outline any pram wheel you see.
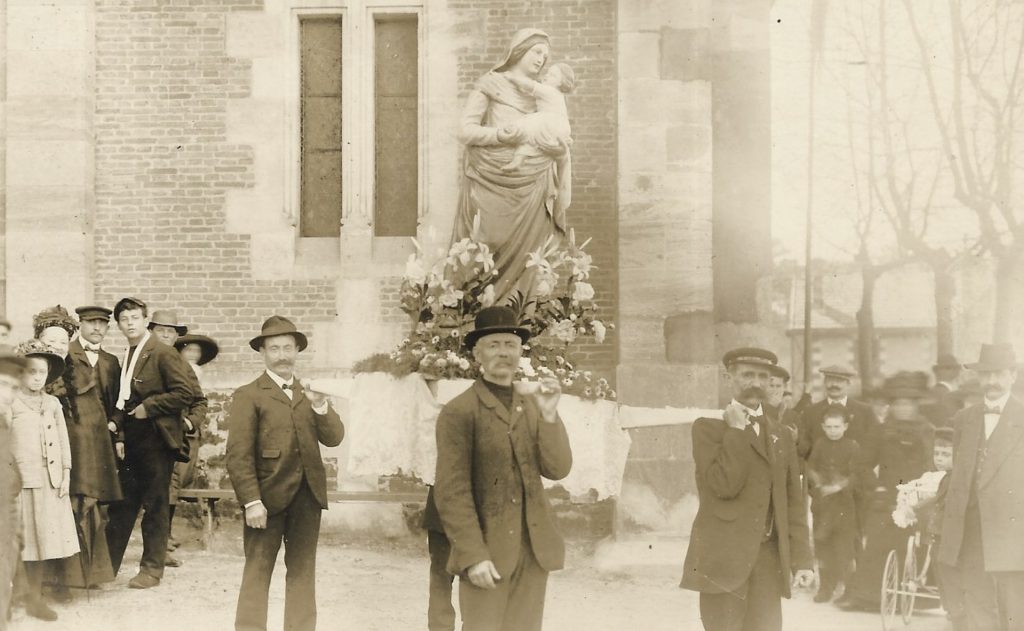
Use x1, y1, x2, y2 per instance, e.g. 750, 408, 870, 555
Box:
901, 536, 918, 623
881, 549, 900, 630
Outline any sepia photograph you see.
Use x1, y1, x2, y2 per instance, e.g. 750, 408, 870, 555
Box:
0, 0, 1021, 630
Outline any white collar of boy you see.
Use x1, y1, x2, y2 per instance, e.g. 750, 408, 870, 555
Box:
116, 330, 151, 411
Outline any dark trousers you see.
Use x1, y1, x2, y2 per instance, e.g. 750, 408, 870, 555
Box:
814, 525, 856, 595
106, 421, 175, 578
699, 539, 783, 631
427, 530, 456, 631
235, 480, 321, 631
458, 540, 548, 631
957, 504, 1000, 631
994, 572, 1024, 631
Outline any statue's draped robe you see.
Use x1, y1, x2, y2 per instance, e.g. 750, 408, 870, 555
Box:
452, 71, 571, 304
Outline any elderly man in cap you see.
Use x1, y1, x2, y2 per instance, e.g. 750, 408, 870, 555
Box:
940, 343, 1024, 631
146, 310, 208, 566
797, 365, 879, 464
105, 297, 195, 589
433, 306, 572, 631
681, 347, 813, 631
0, 349, 24, 625
226, 315, 344, 631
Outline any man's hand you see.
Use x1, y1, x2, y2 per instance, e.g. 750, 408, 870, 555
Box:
723, 403, 749, 430
467, 560, 501, 589
534, 377, 561, 423
130, 404, 148, 419
107, 421, 117, 434
304, 385, 328, 410
497, 126, 524, 145
793, 569, 815, 589
115, 441, 125, 461
244, 501, 268, 529
59, 471, 70, 498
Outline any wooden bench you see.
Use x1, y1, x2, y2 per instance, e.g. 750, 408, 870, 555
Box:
177, 488, 428, 548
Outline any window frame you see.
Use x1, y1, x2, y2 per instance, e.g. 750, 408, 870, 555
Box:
286, 0, 426, 242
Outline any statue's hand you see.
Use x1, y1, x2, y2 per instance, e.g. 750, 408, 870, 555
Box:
497, 126, 524, 145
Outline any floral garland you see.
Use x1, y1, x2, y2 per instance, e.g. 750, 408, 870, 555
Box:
354, 216, 616, 400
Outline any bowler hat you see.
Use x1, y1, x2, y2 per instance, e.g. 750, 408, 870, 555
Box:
113, 297, 147, 321
820, 364, 857, 380
174, 334, 219, 366
75, 305, 112, 322
933, 354, 962, 372
882, 371, 930, 400
966, 343, 1017, 372
249, 316, 308, 352
15, 339, 66, 385
722, 347, 777, 369
148, 310, 188, 336
464, 307, 530, 350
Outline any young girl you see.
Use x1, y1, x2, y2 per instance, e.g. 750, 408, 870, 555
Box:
11, 339, 79, 621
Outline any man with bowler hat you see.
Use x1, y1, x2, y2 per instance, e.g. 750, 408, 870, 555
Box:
433, 306, 573, 631
940, 343, 1023, 630
681, 347, 813, 631
105, 297, 194, 589
226, 315, 344, 631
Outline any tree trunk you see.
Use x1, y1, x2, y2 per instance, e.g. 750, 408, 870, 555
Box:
992, 251, 1021, 343
933, 263, 956, 356
856, 266, 878, 392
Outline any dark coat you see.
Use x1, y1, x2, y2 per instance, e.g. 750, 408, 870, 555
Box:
864, 416, 934, 494
939, 397, 1024, 572
433, 379, 573, 578
66, 339, 124, 501
681, 416, 812, 598
923, 383, 962, 428
798, 398, 880, 463
122, 335, 194, 453
225, 373, 344, 516
806, 436, 861, 540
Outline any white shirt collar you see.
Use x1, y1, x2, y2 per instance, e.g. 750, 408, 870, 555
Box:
265, 369, 295, 389
828, 396, 848, 406
731, 399, 764, 417
939, 381, 957, 392
983, 392, 1011, 413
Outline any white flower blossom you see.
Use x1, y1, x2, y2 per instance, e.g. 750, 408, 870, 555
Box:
572, 282, 595, 303
592, 320, 607, 344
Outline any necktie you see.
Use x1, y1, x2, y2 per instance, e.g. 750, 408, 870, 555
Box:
984, 405, 1001, 415
280, 382, 293, 399
281, 383, 292, 390
81, 342, 102, 353
748, 415, 763, 437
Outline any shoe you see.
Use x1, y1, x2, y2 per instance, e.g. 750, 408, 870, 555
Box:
836, 598, 876, 613
164, 555, 183, 568
47, 585, 72, 604
128, 573, 160, 589
167, 536, 180, 552
813, 589, 834, 603
26, 600, 58, 621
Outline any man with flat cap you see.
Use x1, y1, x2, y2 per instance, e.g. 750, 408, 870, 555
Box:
61, 306, 124, 588
681, 347, 813, 631
105, 297, 194, 589
940, 343, 1024, 631
226, 315, 344, 631
797, 365, 879, 464
434, 306, 573, 631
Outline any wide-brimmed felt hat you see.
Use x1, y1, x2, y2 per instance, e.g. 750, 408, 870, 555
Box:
721, 347, 777, 369
75, 305, 112, 322
820, 364, 857, 380
250, 316, 308, 352
174, 334, 219, 366
15, 339, 66, 385
464, 307, 530, 350
113, 297, 147, 321
965, 343, 1017, 372
148, 310, 188, 336
882, 371, 930, 400
933, 353, 962, 372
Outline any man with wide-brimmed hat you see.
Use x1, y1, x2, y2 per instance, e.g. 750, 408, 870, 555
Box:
681, 347, 813, 631
939, 343, 1023, 631
104, 297, 195, 589
226, 315, 343, 631
433, 306, 572, 631
839, 371, 936, 612
797, 364, 879, 464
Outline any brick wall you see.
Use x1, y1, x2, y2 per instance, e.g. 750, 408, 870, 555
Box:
450, 0, 620, 378
93, 0, 337, 369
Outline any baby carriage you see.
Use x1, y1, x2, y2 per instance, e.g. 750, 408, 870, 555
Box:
880, 473, 945, 629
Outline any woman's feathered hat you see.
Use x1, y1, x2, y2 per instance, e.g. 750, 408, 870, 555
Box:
32, 305, 78, 337
15, 338, 66, 385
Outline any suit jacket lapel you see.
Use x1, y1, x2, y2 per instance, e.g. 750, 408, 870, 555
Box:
749, 421, 769, 462
258, 372, 292, 407
68, 339, 90, 368
291, 381, 306, 409
979, 397, 1024, 489
958, 405, 983, 489
131, 336, 156, 380
473, 379, 510, 425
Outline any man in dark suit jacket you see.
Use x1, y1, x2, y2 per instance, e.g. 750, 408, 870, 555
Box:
226, 315, 344, 631
797, 365, 880, 464
924, 354, 964, 428
434, 306, 573, 631
681, 347, 814, 631
0, 350, 25, 626
939, 343, 1022, 631
105, 297, 194, 589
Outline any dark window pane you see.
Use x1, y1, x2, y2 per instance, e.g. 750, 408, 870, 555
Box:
300, 16, 343, 238
374, 15, 418, 237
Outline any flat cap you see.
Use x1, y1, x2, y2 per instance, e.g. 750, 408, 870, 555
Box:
819, 364, 857, 379
769, 364, 791, 381
722, 347, 778, 368
75, 305, 112, 321
113, 297, 147, 321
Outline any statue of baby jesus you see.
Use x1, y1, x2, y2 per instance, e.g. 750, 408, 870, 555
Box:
500, 62, 576, 172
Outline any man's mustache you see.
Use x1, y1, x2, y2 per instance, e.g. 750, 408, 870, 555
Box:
740, 386, 766, 401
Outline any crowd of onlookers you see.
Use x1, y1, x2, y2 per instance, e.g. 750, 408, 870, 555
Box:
0, 301, 218, 623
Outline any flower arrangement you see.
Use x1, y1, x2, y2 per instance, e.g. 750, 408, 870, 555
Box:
891, 470, 945, 529
356, 216, 615, 399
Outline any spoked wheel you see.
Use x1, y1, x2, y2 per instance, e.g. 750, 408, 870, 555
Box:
901, 538, 918, 623
881, 549, 900, 630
